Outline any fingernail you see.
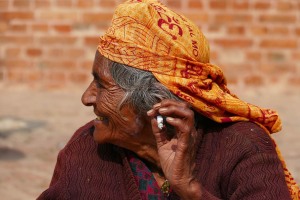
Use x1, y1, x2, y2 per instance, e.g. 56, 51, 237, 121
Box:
153, 103, 161, 109
159, 108, 167, 113
166, 117, 174, 122
147, 109, 154, 115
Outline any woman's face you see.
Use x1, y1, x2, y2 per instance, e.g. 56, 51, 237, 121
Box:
81, 51, 146, 146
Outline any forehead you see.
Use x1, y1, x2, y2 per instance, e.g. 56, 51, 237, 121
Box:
92, 51, 113, 82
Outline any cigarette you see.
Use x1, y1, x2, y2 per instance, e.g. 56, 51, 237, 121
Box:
157, 115, 164, 130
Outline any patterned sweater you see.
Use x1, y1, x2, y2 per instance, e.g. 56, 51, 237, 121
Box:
37, 120, 291, 200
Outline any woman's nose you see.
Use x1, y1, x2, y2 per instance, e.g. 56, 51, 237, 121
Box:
81, 82, 96, 106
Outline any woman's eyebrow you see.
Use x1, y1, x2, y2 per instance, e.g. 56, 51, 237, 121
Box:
92, 71, 100, 81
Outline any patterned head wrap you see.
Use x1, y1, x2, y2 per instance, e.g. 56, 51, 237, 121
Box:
97, 0, 299, 198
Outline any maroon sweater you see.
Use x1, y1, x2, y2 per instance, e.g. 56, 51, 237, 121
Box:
37, 120, 291, 200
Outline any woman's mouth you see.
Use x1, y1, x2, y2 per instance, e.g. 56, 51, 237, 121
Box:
96, 116, 105, 121
94, 115, 109, 125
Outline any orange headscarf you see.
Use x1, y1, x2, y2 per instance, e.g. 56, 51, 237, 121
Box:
97, 0, 299, 198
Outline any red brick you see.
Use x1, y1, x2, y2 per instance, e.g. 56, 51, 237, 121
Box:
165, 0, 181, 9
32, 24, 49, 32
231, 1, 249, 10
43, 82, 65, 90
207, 26, 219, 35
0, 68, 4, 81
295, 27, 300, 36
69, 72, 89, 84
288, 77, 300, 86
0, 11, 34, 21
226, 77, 238, 85
0, 0, 9, 9
26, 48, 42, 57
254, 2, 271, 10
13, 0, 30, 8
98, 0, 117, 8
276, 1, 295, 11
292, 52, 300, 60
44, 71, 66, 82
43, 71, 67, 89
40, 60, 77, 69
246, 52, 261, 61
65, 49, 85, 58
210, 51, 218, 61
210, 1, 227, 9
260, 40, 297, 49
47, 49, 64, 58
34, 0, 51, 8
251, 26, 268, 35
259, 14, 296, 24
271, 27, 289, 35
188, 0, 203, 9
53, 25, 72, 33
0, 0, 298, 90
259, 63, 296, 74
82, 13, 113, 23
9, 24, 27, 32
38, 36, 77, 45
5, 48, 21, 58
227, 26, 245, 35
84, 36, 99, 46
7, 70, 23, 82
39, 11, 78, 21
46, 48, 85, 58
0, 35, 34, 44
24, 71, 42, 82
76, 0, 94, 8
252, 26, 289, 36
214, 14, 252, 23
214, 39, 253, 48
80, 60, 93, 70
222, 63, 253, 76
267, 52, 286, 62
244, 75, 264, 86
95, 23, 111, 30
184, 13, 208, 23
5, 59, 34, 69
0, 21, 8, 33
55, 0, 72, 7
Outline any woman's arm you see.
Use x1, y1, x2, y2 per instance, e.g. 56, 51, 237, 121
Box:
148, 100, 292, 199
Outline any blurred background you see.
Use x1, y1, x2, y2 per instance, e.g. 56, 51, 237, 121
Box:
0, 0, 299, 199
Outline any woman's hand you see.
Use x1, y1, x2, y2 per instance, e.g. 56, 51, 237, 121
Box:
147, 99, 202, 199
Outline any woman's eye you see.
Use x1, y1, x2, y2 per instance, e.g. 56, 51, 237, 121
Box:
95, 81, 104, 88
93, 78, 104, 88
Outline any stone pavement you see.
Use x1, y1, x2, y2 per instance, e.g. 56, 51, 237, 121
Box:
0, 86, 299, 200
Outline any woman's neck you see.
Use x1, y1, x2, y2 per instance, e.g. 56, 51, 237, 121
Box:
124, 135, 161, 168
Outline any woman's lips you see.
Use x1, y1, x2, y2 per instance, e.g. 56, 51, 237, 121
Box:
96, 116, 105, 121
94, 115, 109, 126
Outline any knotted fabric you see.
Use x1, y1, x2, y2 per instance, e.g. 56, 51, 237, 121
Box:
97, 0, 299, 198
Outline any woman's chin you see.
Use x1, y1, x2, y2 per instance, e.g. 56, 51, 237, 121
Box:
92, 131, 107, 144
92, 126, 110, 144
92, 118, 110, 143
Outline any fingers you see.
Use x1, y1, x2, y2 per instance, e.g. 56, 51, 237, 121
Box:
147, 99, 196, 147
148, 99, 194, 131
147, 100, 199, 189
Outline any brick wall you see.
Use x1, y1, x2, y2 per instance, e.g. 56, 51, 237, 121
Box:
0, 0, 299, 90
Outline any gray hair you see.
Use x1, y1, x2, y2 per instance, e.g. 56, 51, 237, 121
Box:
109, 61, 181, 115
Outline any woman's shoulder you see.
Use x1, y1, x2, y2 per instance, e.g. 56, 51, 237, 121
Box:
65, 120, 95, 146
202, 120, 277, 154
54, 120, 96, 156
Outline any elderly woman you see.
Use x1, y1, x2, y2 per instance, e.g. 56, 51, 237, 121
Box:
38, 0, 299, 199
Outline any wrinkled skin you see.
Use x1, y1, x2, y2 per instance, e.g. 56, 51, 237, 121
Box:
82, 51, 202, 199
147, 100, 201, 199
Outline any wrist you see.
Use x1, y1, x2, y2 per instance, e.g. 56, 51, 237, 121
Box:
173, 180, 202, 200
